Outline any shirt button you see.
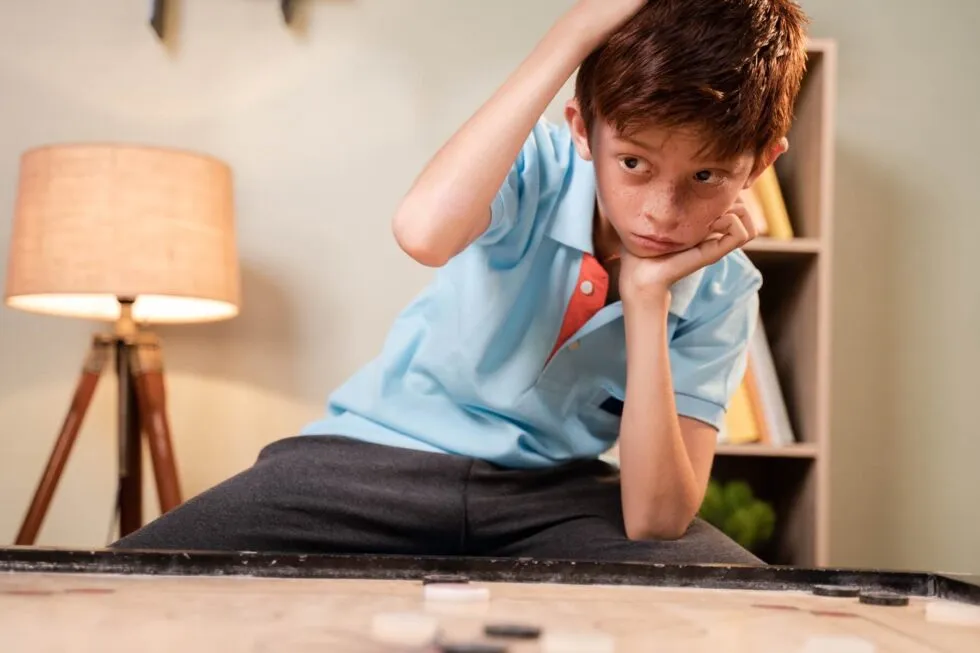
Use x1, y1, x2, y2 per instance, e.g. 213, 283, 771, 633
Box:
569, 341, 581, 351
580, 280, 595, 296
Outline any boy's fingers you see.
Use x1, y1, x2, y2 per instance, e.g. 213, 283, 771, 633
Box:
729, 202, 757, 241
703, 213, 749, 261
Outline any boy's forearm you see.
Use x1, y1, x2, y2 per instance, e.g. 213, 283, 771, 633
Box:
392, 4, 631, 266
618, 295, 702, 540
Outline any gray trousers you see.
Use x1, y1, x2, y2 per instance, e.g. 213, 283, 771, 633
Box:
112, 436, 760, 565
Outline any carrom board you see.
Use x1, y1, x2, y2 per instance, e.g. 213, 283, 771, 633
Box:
1, 548, 978, 652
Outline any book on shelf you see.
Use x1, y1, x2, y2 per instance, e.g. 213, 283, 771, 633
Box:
740, 165, 795, 241
718, 314, 796, 447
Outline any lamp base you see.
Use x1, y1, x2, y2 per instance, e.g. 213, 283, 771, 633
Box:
14, 317, 183, 545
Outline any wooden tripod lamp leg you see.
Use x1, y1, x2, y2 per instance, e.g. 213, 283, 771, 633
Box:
131, 338, 183, 513
116, 339, 143, 538
16, 338, 109, 546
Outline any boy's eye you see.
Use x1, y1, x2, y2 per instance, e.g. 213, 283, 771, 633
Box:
618, 156, 650, 174
693, 169, 726, 185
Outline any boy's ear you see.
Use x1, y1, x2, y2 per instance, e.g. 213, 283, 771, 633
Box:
744, 137, 789, 188
564, 99, 594, 161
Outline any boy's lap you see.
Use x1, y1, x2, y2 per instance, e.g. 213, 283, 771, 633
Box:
112, 436, 760, 566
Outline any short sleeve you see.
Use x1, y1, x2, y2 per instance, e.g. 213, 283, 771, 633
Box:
477, 119, 572, 249
669, 253, 763, 430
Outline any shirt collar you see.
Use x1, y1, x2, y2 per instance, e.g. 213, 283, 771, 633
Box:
547, 154, 704, 318
546, 151, 596, 254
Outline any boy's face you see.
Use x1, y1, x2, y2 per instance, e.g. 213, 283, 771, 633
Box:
566, 101, 784, 259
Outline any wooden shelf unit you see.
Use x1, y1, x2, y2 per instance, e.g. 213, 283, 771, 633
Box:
717, 38, 837, 568
715, 444, 819, 459
744, 237, 821, 255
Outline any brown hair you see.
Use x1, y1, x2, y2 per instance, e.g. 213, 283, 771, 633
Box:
574, 0, 809, 160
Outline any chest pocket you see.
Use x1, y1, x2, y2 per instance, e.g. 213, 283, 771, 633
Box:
569, 382, 625, 443
599, 395, 623, 416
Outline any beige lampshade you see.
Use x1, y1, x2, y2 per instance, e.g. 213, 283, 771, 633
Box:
4, 143, 240, 324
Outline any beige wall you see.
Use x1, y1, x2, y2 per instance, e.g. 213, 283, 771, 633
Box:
0, 0, 976, 574
803, 0, 980, 574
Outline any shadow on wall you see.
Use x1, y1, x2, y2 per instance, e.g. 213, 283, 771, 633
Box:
829, 142, 904, 569
156, 261, 309, 404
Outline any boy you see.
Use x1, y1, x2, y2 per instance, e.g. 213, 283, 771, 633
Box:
115, 0, 808, 565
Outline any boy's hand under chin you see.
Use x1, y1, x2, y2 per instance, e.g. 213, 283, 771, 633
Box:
619, 197, 758, 309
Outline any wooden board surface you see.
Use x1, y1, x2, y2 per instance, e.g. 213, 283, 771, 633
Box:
2, 571, 979, 652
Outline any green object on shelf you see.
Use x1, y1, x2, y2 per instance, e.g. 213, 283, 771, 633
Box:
698, 479, 775, 553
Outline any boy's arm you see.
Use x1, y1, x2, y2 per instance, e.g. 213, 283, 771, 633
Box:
392, 0, 648, 267
617, 205, 758, 541
619, 298, 721, 540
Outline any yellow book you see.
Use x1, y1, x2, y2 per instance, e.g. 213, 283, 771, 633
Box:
752, 166, 794, 240
725, 378, 762, 444
743, 361, 772, 445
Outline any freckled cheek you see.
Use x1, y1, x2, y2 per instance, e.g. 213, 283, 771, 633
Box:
679, 213, 717, 237
596, 175, 642, 224
605, 190, 644, 229
674, 205, 722, 241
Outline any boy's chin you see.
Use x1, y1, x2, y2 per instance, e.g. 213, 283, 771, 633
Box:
621, 238, 690, 259
624, 248, 673, 260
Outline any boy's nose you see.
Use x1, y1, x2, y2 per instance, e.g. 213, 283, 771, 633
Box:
644, 206, 681, 232
642, 188, 683, 231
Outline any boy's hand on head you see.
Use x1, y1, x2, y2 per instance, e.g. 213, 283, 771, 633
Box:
392, 0, 652, 267
619, 198, 758, 308
572, 0, 649, 38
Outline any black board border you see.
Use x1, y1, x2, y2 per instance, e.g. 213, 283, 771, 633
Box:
1, 546, 977, 606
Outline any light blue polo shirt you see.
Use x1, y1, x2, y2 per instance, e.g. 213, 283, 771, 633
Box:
301, 119, 762, 469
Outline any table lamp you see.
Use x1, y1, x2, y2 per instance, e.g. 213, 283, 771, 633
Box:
4, 143, 240, 545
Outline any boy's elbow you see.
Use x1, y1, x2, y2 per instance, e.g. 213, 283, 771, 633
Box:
391, 207, 453, 268
392, 200, 489, 268
623, 508, 692, 542
625, 521, 688, 543
394, 230, 451, 268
